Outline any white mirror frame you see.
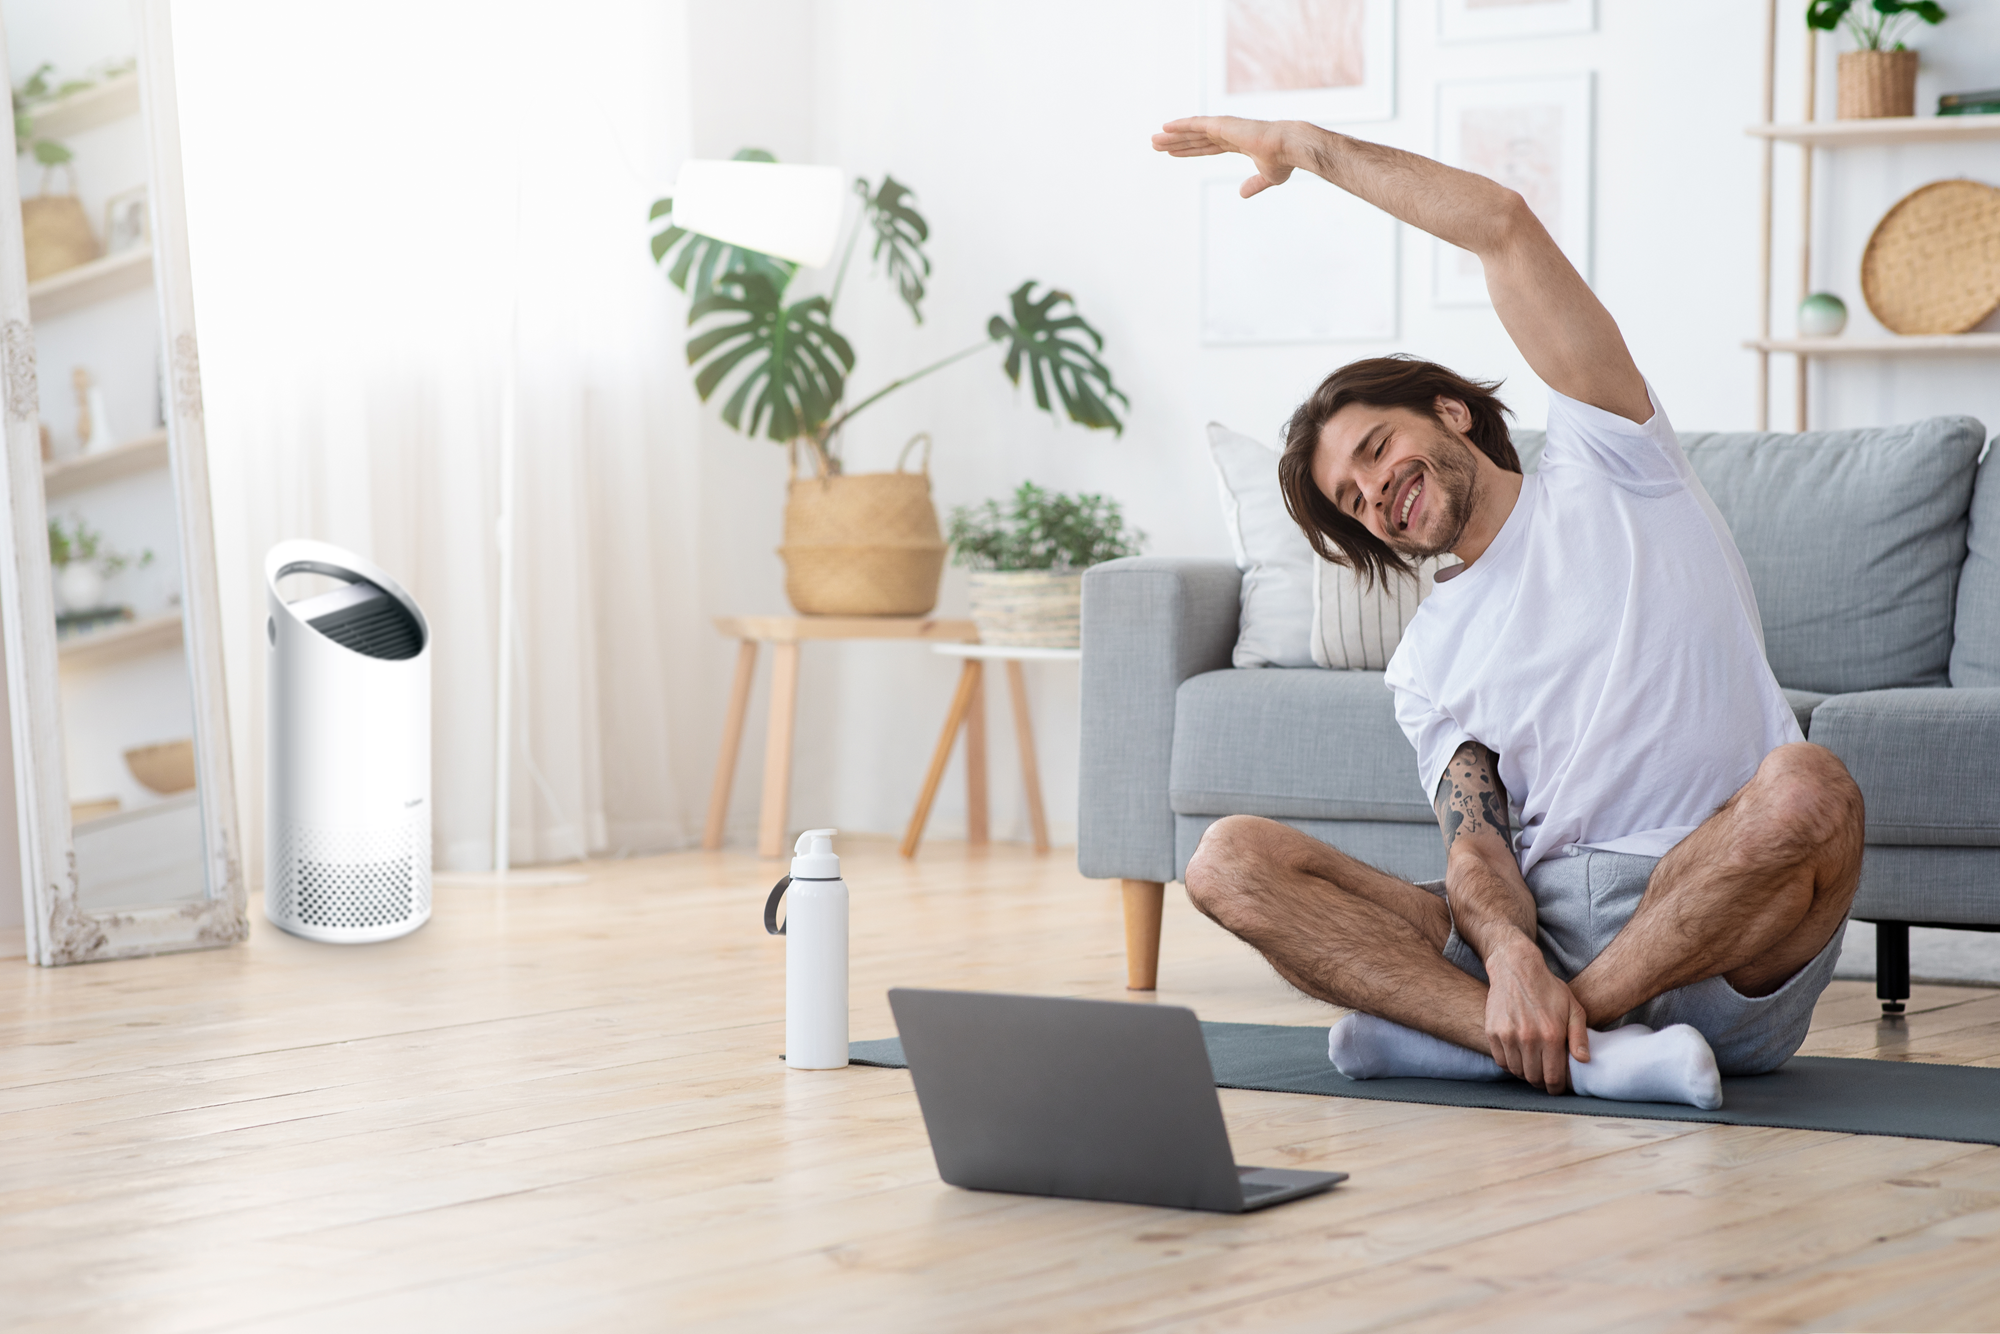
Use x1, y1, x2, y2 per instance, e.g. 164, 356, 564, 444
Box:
0, 0, 246, 964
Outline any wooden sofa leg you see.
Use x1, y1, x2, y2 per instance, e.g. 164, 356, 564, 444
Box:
1876, 920, 1909, 1017
1122, 879, 1165, 991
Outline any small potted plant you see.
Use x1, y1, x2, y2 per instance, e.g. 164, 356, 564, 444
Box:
1808, 0, 1946, 120
48, 515, 149, 616
947, 482, 1143, 648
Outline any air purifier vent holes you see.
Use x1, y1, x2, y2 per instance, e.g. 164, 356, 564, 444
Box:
270, 821, 432, 935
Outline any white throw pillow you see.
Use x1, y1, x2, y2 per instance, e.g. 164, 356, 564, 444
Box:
1207, 422, 1316, 668
1311, 555, 1439, 670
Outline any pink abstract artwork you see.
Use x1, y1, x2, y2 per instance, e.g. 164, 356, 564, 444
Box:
1225, 0, 1366, 94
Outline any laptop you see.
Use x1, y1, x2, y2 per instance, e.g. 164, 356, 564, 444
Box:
888, 988, 1347, 1213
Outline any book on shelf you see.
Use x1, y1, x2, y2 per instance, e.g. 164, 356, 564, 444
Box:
1939, 89, 2000, 116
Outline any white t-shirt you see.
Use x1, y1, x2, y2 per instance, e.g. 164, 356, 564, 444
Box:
1383, 384, 1802, 876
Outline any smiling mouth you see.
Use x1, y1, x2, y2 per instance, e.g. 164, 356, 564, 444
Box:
1396, 474, 1424, 531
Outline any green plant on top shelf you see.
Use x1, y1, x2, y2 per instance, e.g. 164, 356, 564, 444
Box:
1807, 0, 1946, 51
947, 482, 1143, 572
48, 515, 150, 574
649, 148, 1129, 478
12, 58, 138, 165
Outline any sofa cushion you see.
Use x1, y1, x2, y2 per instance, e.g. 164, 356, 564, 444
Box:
1169, 668, 1432, 822
1677, 418, 1985, 694
1811, 688, 2000, 847
1951, 436, 2000, 687
1782, 687, 1828, 736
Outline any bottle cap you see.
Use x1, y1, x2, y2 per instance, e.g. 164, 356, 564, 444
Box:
791, 828, 840, 879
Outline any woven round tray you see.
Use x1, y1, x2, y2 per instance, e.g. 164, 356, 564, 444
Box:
1860, 179, 2000, 335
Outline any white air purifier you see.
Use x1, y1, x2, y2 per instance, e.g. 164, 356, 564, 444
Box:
265, 540, 432, 943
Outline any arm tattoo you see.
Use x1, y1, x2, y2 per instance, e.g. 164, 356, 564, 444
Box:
1433, 741, 1513, 855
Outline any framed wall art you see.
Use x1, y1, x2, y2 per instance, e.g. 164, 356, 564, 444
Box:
1204, 0, 1396, 126
1432, 73, 1593, 307
1201, 172, 1399, 344
1438, 0, 1595, 43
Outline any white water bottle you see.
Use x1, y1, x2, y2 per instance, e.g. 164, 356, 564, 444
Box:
770, 828, 848, 1069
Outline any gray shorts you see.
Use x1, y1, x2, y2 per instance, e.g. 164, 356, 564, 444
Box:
1426, 848, 1844, 1076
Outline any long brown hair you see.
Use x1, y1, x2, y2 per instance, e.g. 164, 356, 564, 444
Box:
1277, 355, 1518, 588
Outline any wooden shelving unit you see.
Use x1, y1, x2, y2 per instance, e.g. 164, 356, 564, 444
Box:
57, 611, 182, 671
27, 246, 153, 321
43, 430, 169, 500
1748, 5, 2000, 430
1748, 113, 2000, 148
22, 75, 140, 140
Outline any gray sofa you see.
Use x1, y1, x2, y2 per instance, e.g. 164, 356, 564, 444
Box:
1080, 417, 2000, 1012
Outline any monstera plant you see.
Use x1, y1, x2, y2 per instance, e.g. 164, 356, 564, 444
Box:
649, 149, 1128, 478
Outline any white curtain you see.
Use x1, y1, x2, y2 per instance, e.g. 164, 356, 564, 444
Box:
173, 1, 705, 873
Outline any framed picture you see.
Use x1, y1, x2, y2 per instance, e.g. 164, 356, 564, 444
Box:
103, 184, 149, 254
1204, 0, 1396, 126
1433, 74, 1593, 307
1438, 0, 1595, 43
1201, 173, 1398, 344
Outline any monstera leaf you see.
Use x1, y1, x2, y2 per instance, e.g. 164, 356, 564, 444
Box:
687, 271, 855, 442
855, 174, 929, 323
987, 282, 1128, 435
649, 148, 798, 305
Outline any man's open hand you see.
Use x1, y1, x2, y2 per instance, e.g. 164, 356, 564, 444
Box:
1483, 936, 1590, 1093
1152, 117, 1298, 198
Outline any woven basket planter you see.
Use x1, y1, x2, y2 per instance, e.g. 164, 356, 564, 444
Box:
1837, 50, 1917, 120
968, 570, 1083, 648
779, 449, 947, 616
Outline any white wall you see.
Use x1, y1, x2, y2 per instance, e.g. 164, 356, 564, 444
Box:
678, 0, 2000, 856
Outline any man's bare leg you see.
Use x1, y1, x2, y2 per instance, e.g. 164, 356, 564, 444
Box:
1569, 742, 1865, 1026
1181, 815, 1494, 1052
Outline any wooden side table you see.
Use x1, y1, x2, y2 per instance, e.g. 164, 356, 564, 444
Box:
902, 643, 1081, 858
706, 616, 978, 858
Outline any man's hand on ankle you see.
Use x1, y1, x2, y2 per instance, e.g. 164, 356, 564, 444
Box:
1482, 934, 1591, 1093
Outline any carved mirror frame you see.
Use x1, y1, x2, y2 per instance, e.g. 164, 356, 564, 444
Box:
0, 0, 245, 964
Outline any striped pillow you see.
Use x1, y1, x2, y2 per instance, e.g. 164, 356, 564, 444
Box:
1309, 556, 1439, 670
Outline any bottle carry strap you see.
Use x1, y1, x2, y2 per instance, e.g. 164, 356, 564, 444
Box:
764, 876, 791, 936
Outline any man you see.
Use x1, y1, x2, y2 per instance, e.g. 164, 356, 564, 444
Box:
1152, 116, 1864, 1108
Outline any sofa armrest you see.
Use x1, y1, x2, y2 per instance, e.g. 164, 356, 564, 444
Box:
1078, 557, 1242, 883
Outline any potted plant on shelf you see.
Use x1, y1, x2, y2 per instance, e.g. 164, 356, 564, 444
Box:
649, 150, 1130, 618
1808, 0, 1947, 120
48, 515, 150, 625
947, 482, 1143, 648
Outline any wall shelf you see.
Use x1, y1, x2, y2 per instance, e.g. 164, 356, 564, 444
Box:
27, 246, 153, 321
43, 430, 170, 499
22, 75, 140, 140
58, 611, 182, 671
1746, 334, 2000, 356
1747, 114, 2000, 147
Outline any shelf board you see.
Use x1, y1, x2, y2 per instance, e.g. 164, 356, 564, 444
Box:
43, 430, 169, 499
1747, 114, 2000, 147
1747, 334, 2000, 356
28, 246, 153, 321
58, 611, 182, 670
22, 75, 140, 140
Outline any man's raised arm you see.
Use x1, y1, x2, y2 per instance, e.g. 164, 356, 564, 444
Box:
1153, 116, 1651, 425
1433, 741, 1589, 1092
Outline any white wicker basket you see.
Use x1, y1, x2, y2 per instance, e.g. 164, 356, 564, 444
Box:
967, 570, 1083, 648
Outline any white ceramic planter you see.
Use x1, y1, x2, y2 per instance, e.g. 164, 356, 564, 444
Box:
56, 562, 104, 612
968, 570, 1084, 648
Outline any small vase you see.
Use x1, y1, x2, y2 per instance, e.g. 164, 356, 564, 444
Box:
1837, 50, 1918, 120
56, 562, 104, 612
967, 570, 1084, 648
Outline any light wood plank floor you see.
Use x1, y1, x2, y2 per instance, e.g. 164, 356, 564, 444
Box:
3, 838, 1998, 1332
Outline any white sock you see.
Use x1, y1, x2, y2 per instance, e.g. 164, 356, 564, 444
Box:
1327, 1012, 1509, 1082
1568, 1022, 1724, 1111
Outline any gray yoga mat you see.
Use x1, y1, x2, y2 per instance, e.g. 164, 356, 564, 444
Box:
849, 1020, 2000, 1146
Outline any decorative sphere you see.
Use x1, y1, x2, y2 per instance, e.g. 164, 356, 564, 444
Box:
1798, 292, 1848, 338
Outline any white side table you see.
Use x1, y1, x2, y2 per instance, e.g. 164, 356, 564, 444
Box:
901, 642, 1081, 857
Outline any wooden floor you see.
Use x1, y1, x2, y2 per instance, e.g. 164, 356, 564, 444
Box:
3, 839, 1999, 1332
